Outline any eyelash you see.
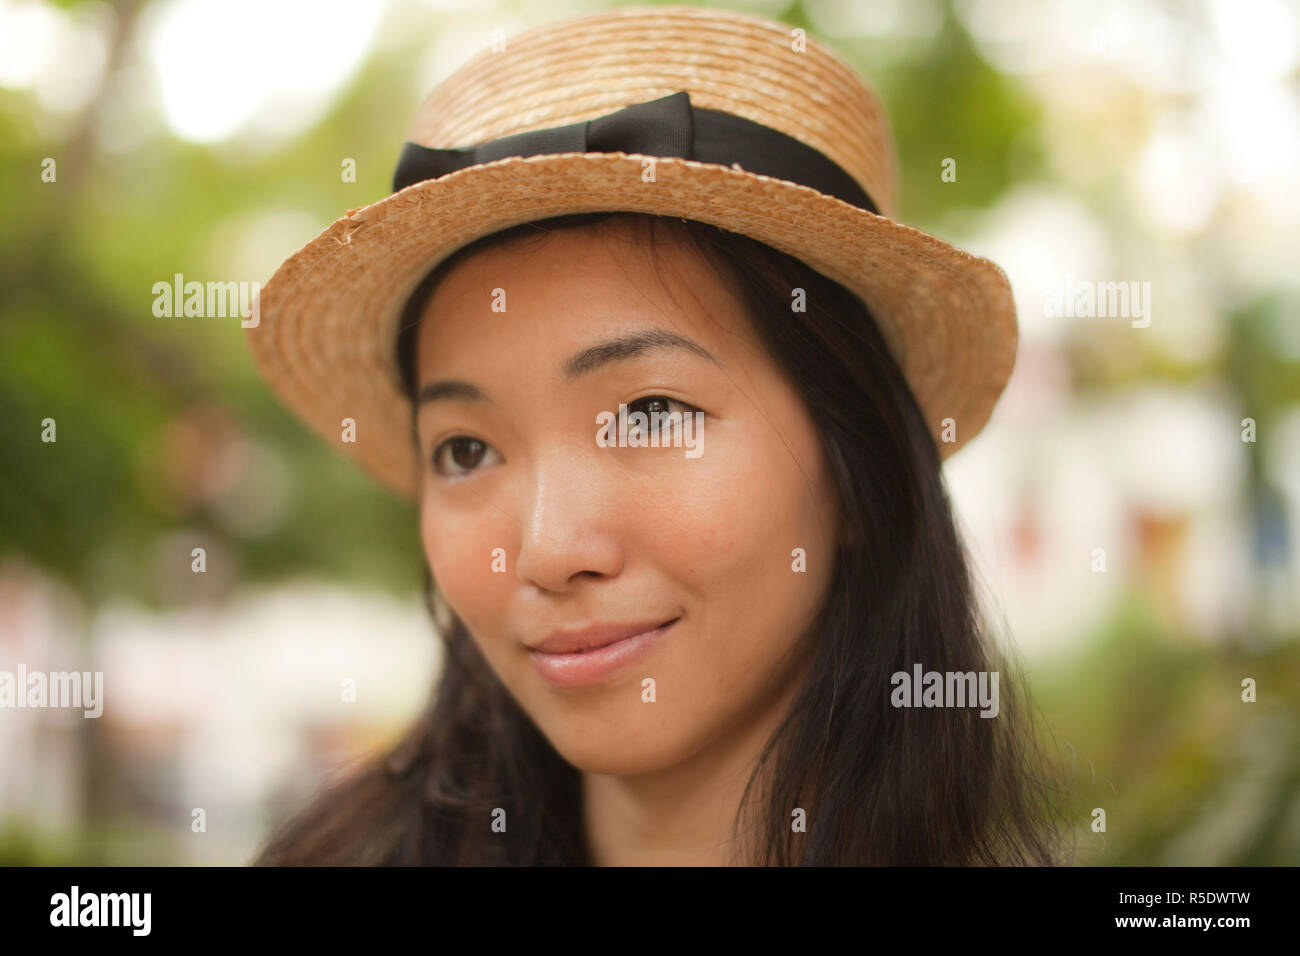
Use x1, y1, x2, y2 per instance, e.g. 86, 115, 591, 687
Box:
429, 395, 703, 479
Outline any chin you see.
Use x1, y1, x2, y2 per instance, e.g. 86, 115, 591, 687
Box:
543, 721, 691, 777
554, 747, 679, 778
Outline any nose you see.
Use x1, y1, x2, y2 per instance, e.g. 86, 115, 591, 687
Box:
514, 446, 624, 592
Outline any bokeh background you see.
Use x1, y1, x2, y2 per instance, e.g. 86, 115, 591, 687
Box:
2, 0, 1298, 865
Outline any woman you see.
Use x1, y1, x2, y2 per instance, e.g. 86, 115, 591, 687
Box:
247, 5, 1070, 865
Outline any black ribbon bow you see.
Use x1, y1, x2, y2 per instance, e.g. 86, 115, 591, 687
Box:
391, 90, 878, 215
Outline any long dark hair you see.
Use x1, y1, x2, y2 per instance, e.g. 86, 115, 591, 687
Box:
253, 211, 1072, 865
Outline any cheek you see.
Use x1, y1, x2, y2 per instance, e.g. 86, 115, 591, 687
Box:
670, 427, 833, 582
419, 501, 514, 633
663, 431, 835, 662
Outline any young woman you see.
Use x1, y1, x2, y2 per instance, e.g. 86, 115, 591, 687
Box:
246, 6, 1070, 865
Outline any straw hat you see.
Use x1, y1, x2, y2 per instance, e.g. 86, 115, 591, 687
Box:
245, 4, 1018, 500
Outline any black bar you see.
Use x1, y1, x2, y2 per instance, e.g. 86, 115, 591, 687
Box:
0, 865, 1284, 941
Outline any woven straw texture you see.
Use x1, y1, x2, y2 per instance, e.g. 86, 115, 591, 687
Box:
245, 4, 1018, 500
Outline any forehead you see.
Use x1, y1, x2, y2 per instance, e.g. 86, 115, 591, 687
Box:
414, 220, 755, 378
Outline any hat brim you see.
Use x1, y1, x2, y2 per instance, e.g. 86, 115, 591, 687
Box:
246, 150, 1018, 500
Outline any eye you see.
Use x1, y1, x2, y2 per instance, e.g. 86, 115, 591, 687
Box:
625, 395, 702, 441
430, 436, 502, 478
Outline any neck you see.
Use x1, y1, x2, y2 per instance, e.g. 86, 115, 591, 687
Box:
580, 658, 807, 866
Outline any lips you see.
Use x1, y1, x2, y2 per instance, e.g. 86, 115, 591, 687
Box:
530, 618, 679, 655
527, 617, 680, 687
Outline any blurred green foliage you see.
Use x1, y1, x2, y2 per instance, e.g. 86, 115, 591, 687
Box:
1034, 595, 1300, 864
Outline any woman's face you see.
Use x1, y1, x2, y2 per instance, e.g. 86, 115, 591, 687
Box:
414, 221, 841, 775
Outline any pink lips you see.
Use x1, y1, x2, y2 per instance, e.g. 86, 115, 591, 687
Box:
528, 618, 679, 687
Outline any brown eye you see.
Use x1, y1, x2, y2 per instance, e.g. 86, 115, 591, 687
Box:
627, 395, 699, 440
431, 436, 500, 478
632, 396, 671, 417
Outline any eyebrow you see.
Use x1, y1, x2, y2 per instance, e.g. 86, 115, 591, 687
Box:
416, 328, 722, 408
